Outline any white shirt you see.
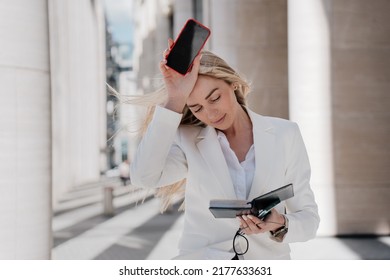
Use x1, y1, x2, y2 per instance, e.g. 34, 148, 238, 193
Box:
217, 131, 255, 200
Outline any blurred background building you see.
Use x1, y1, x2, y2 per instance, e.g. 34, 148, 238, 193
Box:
0, 0, 389, 259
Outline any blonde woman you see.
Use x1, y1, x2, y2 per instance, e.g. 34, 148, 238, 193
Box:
130, 40, 320, 260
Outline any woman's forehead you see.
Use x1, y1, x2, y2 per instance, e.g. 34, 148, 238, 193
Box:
189, 77, 220, 99
194, 76, 226, 91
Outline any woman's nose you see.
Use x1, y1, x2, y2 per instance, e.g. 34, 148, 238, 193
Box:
206, 108, 218, 119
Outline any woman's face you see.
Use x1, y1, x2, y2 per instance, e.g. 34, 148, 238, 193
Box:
186, 76, 241, 130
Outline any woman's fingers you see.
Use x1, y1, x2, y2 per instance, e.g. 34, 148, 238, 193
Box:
163, 39, 175, 58
189, 53, 202, 75
168, 38, 174, 48
163, 48, 169, 58
159, 59, 169, 75
237, 215, 268, 235
246, 215, 266, 233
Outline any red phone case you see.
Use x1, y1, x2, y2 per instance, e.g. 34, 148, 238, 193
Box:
166, 18, 211, 75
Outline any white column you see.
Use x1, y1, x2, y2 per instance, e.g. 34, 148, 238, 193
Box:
0, 0, 52, 259
173, 0, 193, 36
288, 0, 336, 235
49, 0, 106, 206
93, 0, 109, 174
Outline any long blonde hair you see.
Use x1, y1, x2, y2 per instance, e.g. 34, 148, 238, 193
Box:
112, 50, 251, 212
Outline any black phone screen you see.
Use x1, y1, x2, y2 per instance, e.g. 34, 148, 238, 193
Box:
166, 19, 210, 75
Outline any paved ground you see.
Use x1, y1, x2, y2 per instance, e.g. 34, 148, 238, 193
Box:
51, 181, 390, 260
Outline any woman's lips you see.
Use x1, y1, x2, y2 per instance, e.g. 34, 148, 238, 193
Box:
212, 114, 226, 125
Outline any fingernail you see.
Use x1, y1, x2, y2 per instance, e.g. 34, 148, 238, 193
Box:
247, 215, 254, 220
242, 215, 248, 221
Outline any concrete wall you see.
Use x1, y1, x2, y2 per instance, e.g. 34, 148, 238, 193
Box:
206, 0, 289, 119
331, 0, 390, 234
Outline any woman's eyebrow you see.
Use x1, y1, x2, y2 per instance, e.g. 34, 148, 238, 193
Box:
187, 88, 219, 107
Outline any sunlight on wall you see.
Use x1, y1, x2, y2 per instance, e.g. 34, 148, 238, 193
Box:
288, 0, 336, 236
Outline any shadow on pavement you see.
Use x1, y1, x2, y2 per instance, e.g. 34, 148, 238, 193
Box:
338, 236, 390, 260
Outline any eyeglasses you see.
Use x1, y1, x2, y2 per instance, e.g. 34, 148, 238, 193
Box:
232, 220, 285, 256
232, 228, 249, 256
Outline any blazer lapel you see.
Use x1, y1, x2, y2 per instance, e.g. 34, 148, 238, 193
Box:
195, 110, 277, 200
247, 110, 277, 199
196, 126, 237, 199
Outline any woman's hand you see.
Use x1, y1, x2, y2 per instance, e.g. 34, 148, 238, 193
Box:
236, 209, 286, 235
160, 38, 201, 113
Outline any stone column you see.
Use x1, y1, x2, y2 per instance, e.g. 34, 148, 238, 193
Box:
93, 0, 109, 175
331, 0, 390, 235
0, 0, 52, 259
49, 0, 106, 206
288, 0, 336, 235
208, 0, 289, 119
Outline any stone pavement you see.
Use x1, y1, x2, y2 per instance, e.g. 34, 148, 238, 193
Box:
52, 182, 390, 260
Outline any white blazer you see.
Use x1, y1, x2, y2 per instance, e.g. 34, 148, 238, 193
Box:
131, 106, 320, 259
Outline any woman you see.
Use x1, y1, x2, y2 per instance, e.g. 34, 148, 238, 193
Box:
130, 40, 320, 259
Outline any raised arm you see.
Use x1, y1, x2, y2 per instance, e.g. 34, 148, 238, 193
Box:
160, 39, 201, 113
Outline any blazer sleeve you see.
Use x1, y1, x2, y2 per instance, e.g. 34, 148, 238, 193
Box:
130, 106, 188, 189
282, 123, 320, 243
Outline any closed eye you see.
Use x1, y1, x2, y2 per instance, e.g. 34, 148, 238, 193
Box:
210, 95, 220, 103
194, 106, 203, 113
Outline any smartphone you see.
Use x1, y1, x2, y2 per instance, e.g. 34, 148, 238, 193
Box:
166, 19, 211, 75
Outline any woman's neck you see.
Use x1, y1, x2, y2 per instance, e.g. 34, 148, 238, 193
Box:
221, 106, 254, 162
223, 106, 252, 138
